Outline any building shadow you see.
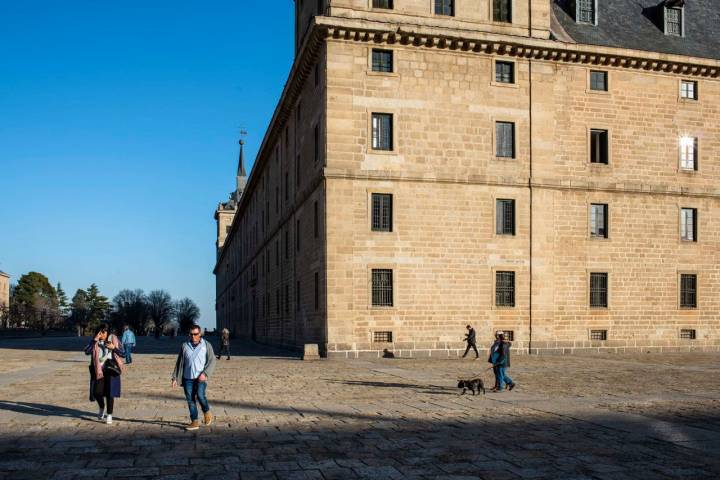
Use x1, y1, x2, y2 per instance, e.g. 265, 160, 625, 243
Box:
326, 379, 457, 396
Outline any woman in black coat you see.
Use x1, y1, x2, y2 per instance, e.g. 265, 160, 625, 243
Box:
84, 324, 125, 424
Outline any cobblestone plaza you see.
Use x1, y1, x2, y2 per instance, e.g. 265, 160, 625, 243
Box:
0, 337, 719, 479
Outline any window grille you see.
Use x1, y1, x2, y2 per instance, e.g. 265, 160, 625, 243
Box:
680, 208, 697, 242
666, 7, 682, 36
373, 331, 393, 343
373, 0, 393, 8
495, 61, 514, 83
372, 193, 393, 232
577, 0, 595, 24
680, 329, 696, 340
372, 269, 394, 307
493, 0, 512, 22
502, 330, 515, 341
590, 129, 609, 164
496, 199, 516, 236
590, 273, 608, 308
372, 113, 393, 151
590, 330, 607, 341
680, 274, 697, 308
680, 80, 697, 100
372, 49, 393, 73
590, 204, 608, 238
435, 0, 454, 16
495, 271, 515, 307
590, 70, 608, 91
680, 137, 698, 171
495, 121, 515, 158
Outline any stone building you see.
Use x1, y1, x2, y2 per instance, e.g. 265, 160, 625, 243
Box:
215, 0, 720, 357
0, 271, 9, 318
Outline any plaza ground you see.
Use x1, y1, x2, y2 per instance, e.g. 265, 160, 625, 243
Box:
0, 337, 719, 480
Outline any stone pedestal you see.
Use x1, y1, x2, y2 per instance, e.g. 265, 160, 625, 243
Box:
303, 344, 320, 361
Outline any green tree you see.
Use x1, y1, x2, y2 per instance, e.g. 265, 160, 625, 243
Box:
175, 298, 200, 334
69, 289, 90, 336
56, 283, 69, 318
147, 290, 174, 338
86, 284, 111, 331
12, 272, 60, 332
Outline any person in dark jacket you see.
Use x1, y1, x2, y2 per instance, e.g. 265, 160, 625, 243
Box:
488, 331, 503, 391
462, 325, 479, 359
84, 323, 125, 424
492, 332, 516, 392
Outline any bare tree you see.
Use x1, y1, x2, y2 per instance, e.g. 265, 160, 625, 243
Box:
175, 298, 200, 334
147, 290, 174, 339
112, 289, 148, 334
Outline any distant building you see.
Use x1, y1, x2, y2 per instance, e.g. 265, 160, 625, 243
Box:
216, 1, 720, 357
0, 271, 9, 312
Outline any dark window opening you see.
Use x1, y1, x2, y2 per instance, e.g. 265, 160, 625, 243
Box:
496, 199, 516, 236
590, 70, 608, 91
495, 271, 515, 307
372, 113, 393, 151
495, 61, 515, 83
590, 330, 607, 341
680, 274, 697, 308
372, 269, 393, 307
590, 129, 609, 164
680, 208, 697, 242
435, 0, 454, 16
493, 0, 512, 22
590, 273, 608, 308
495, 121, 515, 158
372, 193, 393, 232
373, 331, 393, 343
590, 203, 608, 238
372, 0, 393, 8
372, 49, 393, 73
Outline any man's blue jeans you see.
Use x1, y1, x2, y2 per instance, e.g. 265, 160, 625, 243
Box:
182, 379, 210, 421
124, 345, 134, 364
497, 366, 513, 389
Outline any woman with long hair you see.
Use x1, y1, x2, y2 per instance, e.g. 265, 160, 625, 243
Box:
84, 323, 125, 424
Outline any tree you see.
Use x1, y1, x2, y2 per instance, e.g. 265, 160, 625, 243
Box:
147, 290, 174, 338
86, 284, 111, 331
112, 289, 148, 334
69, 289, 90, 336
12, 272, 60, 331
175, 298, 200, 334
56, 283, 69, 318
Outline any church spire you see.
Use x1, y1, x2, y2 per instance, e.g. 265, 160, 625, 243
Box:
235, 137, 248, 200
237, 139, 247, 178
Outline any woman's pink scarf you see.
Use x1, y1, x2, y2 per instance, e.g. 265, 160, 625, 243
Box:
92, 334, 124, 380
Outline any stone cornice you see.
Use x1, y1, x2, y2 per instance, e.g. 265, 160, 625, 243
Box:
318, 16, 720, 77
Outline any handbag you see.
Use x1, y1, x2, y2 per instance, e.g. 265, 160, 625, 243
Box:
103, 357, 122, 376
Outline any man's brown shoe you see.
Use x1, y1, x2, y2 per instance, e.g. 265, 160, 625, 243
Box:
185, 420, 200, 431
204, 411, 214, 426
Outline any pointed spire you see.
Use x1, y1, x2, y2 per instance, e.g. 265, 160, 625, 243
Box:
237, 139, 247, 178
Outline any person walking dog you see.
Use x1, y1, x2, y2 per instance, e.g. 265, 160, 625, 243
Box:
488, 331, 502, 391
121, 325, 136, 364
217, 328, 231, 360
462, 325, 479, 359
172, 324, 217, 431
84, 324, 125, 425
492, 332, 516, 392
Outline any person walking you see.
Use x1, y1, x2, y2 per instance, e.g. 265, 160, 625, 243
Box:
492, 332, 516, 392
488, 331, 503, 391
462, 324, 479, 359
84, 323, 125, 425
217, 328, 231, 360
171, 324, 217, 431
121, 325, 136, 364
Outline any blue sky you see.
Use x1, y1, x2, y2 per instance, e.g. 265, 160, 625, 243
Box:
0, 1, 295, 328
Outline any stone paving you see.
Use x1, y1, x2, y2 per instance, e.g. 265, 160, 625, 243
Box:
0, 337, 719, 479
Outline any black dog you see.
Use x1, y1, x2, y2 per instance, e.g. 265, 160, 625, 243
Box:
457, 378, 486, 395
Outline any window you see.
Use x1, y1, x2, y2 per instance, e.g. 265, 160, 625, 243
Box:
590, 330, 607, 341
680, 274, 697, 308
434, 0, 454, 16
590, 70, 608, 91
372, 269, 393, 307
665, 7, 682, 36
371, 113, 393, 151
495, 121, 515, 158
372, 0, 393, 8
314, 201, 319, 238
371, 193, 393, 232
680, 329, 696, 340
680, 80, 697, 100
496, 199, 516, 236
680, 208, 697, 242
502, 330, 515, 342
680, 137, 698, 171
590, 273, 608, 308
495, 271, 515, 307
590, 203, 608, 238
495, 61, 514, 84
373, 331, 393, 343
372, 49, 393, 73
577, 0, 596, 24
590, 129, 609, 164
493, 0, 512, 23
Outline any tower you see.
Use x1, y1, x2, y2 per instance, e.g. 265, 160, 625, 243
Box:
214, 138, 248, 257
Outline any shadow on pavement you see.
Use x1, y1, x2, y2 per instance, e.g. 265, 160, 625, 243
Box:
327, 379, 457, 395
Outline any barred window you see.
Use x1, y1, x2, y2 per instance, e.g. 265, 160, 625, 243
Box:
680, 80, 697, 100
502, 330, 514, 341
577, 0, 595, 24
495, 121, 515, 158
372, 49, 393, 73
590, 204, 608, 238
372, 0, 393, 8
495, 61, 515, 84
590, 273, 608, 308
372, 113, 393, 151
496, 199, 516, 236
590, 330, 607, 341
373, 331, 393, 343
372, 269, 393, 307
590, 70, 608, 91
666, 7, 682, 36
372, 193, 393, 232
435, 0, 454, 16
680, 274, 697, 308
590, 129, 609, 164
680, 137, 698, 171
680, 329, 696, 340
495, 271, 515, 307
493, 0, 512, 22
680, 208, 697, 242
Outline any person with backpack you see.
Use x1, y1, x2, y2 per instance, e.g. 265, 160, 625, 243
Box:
84, 323, 125, 424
